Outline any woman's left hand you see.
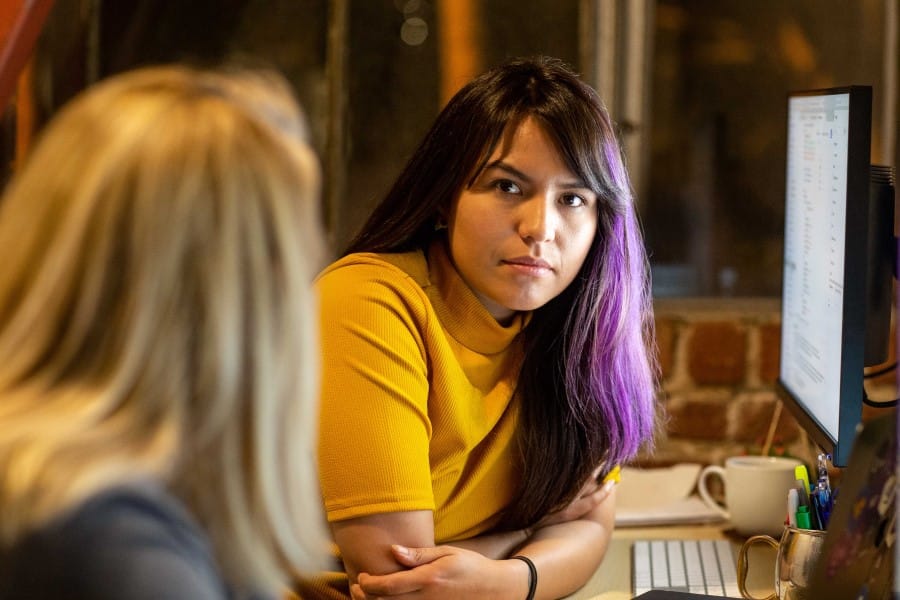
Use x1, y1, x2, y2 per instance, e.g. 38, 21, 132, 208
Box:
534, 465, 615, 529
350, 544, 525, 600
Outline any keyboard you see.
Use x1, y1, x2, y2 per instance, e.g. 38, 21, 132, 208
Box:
632, 539, 740, 597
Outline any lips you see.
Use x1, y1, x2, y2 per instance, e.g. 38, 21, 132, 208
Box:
502, 256, 554, 271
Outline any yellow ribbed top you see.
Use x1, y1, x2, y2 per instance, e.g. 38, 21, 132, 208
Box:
316, 240, 529, 542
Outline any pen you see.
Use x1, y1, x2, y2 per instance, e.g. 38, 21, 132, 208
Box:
795, 505, 811, 529
809, 490, 824, 530
815, 454, 831, 492
795, 479, 810, 508
815, 454, 833, 526
787, 488, 799, 527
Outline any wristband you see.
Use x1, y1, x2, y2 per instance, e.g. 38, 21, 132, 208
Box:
511, 555, 537, 600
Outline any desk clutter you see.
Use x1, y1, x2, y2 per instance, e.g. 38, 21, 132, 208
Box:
615, 464, 724, 527
623, 414, 896, 600
787, 456, 833, 530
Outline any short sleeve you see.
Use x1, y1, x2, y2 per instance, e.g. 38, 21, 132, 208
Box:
316, 260, 435, 522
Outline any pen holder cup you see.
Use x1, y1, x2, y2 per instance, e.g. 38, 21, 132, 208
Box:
737, 526, 826, 600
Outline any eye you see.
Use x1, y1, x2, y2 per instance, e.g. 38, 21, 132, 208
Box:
494, 179, 521, 195
560, 193, 587, 207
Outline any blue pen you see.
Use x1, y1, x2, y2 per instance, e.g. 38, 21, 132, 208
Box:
820, 499, 832, 529
815, 453, 833, 527
810, 490, 825, 530
816, 454, 831, 491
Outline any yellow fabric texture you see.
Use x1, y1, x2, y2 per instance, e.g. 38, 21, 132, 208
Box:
316, 240, 528, 542
310, 241, 622, 599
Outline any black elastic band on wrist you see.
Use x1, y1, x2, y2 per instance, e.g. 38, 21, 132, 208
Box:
511, 555, 537, 600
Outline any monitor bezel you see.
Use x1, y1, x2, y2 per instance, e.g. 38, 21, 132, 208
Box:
776, 85, 872, 467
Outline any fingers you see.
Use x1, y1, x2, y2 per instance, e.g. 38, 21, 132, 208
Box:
357, 570, 421, 597
568, 479, 617, 520
534, 471, 618, 528
353, 546, 460, 597
596, 478, 616, 500
349, 582, 368, 600
391, 544, 455, 567
576, 466, 605, 499
589, 479, 616, 507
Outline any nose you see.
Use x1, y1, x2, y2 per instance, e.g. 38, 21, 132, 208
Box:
517, 195, 557, 244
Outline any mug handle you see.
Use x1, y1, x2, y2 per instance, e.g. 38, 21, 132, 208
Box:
696, 465, 730, 519
737, 535, 779, 600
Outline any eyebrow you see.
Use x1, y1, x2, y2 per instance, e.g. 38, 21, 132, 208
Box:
482, 160, 590, 190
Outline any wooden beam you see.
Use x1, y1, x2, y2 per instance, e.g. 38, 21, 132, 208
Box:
0, 0, 56, 111
436, 0, 481, 106
15, 58, 34, 162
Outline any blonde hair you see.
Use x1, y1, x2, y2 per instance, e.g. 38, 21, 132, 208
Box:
0, 65, 328, 595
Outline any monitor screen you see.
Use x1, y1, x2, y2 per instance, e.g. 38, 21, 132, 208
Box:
777, 86, 872, 467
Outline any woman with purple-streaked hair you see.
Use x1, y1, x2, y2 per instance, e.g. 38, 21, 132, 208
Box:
309, 56, 661, 600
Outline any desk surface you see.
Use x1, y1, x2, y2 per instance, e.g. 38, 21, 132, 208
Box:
564, 523, 777, 599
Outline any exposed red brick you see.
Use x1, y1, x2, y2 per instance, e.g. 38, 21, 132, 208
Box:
758, 323, 781, 384
731, 397, 799, 445
667, 398, 729, 440
645, 304, 824, 465
687, 322, 747, 385
655, 317, 676, 380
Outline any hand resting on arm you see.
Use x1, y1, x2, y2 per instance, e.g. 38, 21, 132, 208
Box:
339, 470, 618, 600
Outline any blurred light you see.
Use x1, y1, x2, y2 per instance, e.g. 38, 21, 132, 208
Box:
394, 0, 422, 14
402, 0, 422, 15
401, 17, 428, 46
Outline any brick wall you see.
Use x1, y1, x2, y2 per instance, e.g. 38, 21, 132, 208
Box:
640, 298, 897, 468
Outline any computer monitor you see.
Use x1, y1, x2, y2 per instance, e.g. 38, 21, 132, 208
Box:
776, 85, 888, 467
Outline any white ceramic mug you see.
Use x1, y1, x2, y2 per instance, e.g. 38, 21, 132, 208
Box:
697, 456, 802, 537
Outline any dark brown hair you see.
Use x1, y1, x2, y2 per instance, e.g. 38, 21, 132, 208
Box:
346, 56, 659, 528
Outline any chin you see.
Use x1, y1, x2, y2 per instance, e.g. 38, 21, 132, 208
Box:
505, 296, 554, 312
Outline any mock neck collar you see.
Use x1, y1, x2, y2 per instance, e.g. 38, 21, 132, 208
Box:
426, 239, 528, 354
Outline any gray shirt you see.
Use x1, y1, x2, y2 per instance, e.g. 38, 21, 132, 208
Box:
0, 482, 259, 599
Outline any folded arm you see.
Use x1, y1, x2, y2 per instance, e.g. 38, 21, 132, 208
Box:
339, 479, 617, 600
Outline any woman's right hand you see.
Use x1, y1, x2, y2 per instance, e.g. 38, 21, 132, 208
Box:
349, 544, 528, 600
533, 466, 616, 529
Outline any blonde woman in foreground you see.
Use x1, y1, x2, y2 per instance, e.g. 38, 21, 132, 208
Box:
0, 65, 328, 599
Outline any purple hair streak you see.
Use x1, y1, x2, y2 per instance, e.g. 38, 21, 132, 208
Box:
344, 56, 661, 528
